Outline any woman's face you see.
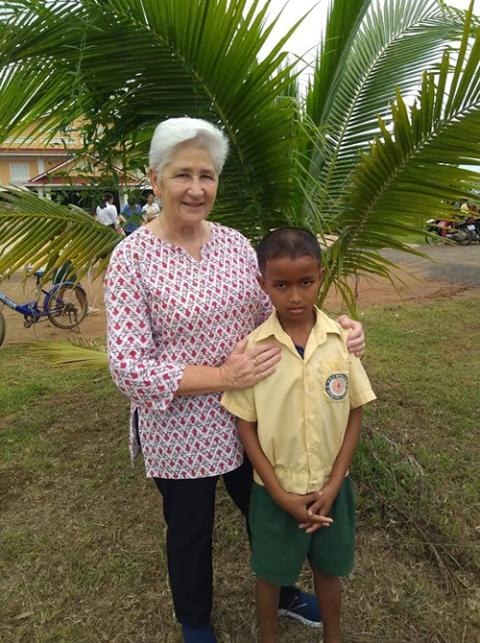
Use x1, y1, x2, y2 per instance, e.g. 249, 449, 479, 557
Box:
150, 143, 218, 227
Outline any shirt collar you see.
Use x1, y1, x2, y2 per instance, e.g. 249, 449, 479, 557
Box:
255, 306, 342, 350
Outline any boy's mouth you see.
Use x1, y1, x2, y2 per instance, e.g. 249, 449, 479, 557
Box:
287, 306, 305, 314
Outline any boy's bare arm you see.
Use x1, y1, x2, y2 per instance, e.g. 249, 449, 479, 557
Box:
237, 419, 332, 527
304, 406, 363, 530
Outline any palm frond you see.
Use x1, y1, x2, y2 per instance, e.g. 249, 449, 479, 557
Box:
321, 0, 480, 302
310, 0, 471, 211
0, 187, 120, 282
0, 0, 310, 237
29, 337, 109, 367
305, 0, 371, 125
0, 1, 89, 143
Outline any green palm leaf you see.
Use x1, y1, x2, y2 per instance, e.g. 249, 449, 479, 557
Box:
0, 187, 120, 282
322, 0, 480, 305
29, 337, 109, 367
0, 0, 309, 237
309, 0, 471, 212
305, 0, 372, 126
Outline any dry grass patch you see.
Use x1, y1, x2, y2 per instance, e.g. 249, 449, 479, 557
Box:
1, 296, 480, 641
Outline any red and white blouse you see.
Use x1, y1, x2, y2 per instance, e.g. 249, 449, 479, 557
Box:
105, 224, 271, 479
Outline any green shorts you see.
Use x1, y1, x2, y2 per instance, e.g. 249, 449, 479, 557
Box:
249, 477, 355, 586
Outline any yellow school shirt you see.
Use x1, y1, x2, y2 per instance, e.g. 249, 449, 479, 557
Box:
221, 308, 376, 494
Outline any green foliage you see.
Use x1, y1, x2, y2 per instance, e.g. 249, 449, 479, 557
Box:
0, 0, 480, 310
326, 2, 480, 303
0, 187, 120, 282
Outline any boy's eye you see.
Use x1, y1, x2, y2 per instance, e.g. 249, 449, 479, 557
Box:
274, 283, 287, 289
302, 279, 313, 286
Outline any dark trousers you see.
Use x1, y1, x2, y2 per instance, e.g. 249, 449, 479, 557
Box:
153, 458, 295, 627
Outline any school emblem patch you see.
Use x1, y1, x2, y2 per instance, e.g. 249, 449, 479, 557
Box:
325, 373, 348, 400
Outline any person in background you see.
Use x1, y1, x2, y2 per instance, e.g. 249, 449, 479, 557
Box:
120, 196, 143, 235
141, 191, 161, 223
222, 228, 376, 643
104, 117, 366, 643
96, 192, 122, 233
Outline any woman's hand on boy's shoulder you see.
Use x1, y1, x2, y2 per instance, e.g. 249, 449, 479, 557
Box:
336, 314, 365, 357
220, 337, 280, 389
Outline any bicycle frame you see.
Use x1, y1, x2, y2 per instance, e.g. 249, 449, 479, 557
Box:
0, 280, 86, 321
0, 273, 88, 347
0, 290, 41, 319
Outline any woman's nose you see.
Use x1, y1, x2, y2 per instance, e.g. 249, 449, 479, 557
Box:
188, 177, 203, 195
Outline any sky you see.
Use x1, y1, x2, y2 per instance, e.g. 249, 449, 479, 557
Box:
255, 0, 474, 72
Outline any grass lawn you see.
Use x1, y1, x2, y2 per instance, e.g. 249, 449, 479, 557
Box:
1, 296, 479, 642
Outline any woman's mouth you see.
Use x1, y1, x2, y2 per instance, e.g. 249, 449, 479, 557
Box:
183, 201, 204, 208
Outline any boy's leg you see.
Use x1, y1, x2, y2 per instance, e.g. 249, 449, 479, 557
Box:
312, 568, 341, 643
308, 477, 356, 643
153, 475, 218, 628
223, 459, 321, 626
256, 577, 281, 643
222, 458, 321, 625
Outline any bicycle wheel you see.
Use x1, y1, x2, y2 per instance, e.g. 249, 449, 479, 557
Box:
0, 310, 6, 347
46, 284, 88, 329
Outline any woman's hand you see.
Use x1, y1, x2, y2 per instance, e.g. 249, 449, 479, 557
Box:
220, 338, 280, 390
336, 314, 365, 357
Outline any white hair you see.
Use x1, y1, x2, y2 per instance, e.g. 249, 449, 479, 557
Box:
149, 117, 229, 176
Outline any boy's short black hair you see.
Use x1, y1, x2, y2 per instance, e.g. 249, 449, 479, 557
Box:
256, 227, 322, 274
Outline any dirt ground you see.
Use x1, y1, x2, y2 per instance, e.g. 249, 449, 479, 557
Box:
1, 243, 479, 346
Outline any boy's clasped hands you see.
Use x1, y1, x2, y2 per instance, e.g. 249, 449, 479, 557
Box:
273, 479, 342, 533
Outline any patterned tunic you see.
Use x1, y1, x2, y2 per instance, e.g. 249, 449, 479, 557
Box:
105, 224, 271, 479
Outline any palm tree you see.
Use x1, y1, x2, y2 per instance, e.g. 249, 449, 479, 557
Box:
0, 0, 479, 308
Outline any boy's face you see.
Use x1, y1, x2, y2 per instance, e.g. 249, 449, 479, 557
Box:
259, 255, 322, 324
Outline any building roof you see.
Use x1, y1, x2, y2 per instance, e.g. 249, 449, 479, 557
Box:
25, 156, 142, 187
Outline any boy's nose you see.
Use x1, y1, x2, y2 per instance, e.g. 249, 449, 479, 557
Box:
289, 288, 302, 303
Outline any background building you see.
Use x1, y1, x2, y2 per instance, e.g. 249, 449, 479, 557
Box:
0, 123, 144, 212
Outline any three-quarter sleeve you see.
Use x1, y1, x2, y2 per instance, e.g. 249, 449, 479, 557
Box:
105, 250, 185, 412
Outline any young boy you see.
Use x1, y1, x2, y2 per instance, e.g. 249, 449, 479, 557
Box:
221, 228, 376, 643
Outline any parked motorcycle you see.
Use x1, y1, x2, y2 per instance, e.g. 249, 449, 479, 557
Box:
425, 216, 480, 245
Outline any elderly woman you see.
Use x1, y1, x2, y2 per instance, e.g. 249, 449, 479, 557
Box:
105, 118, 364, 643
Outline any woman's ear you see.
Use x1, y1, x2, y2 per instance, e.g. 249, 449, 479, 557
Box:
149, 168, 161, 197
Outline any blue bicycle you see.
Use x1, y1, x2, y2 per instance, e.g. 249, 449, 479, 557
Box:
0, 268, 88, 347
